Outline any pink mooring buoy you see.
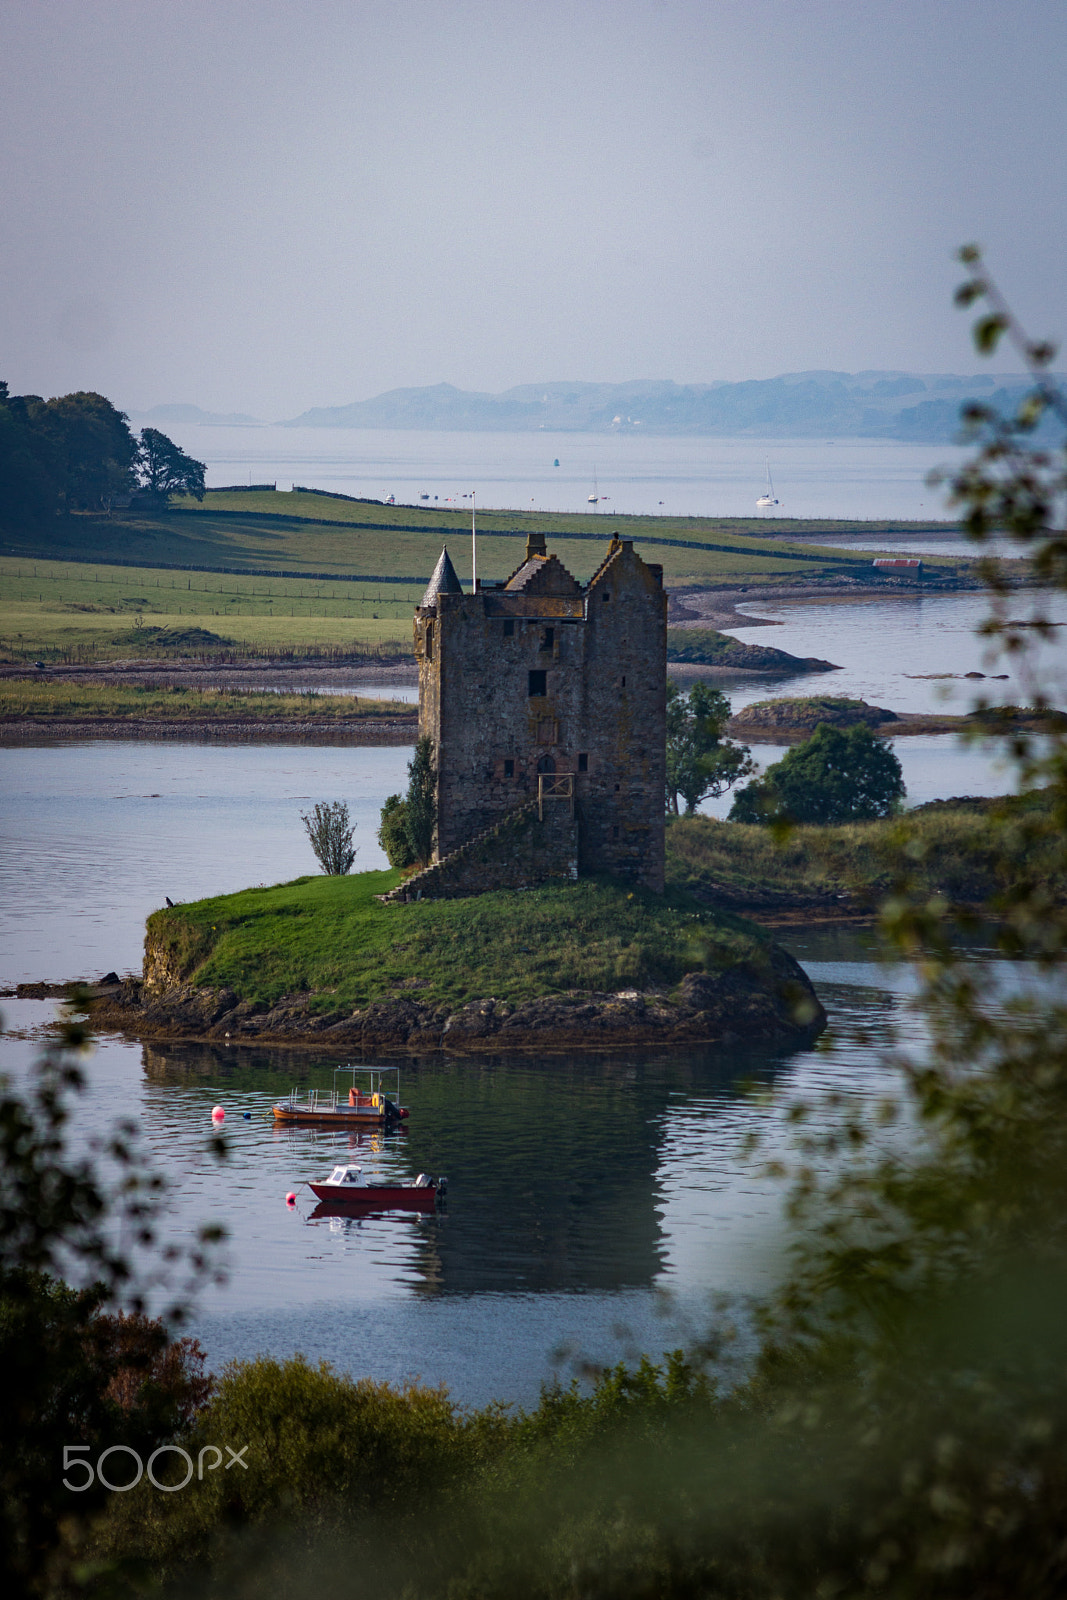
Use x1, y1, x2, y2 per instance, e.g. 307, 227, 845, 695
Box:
286, 1192, 297, 1207
211, 1105, 225, 1122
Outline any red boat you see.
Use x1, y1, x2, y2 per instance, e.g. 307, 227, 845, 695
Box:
307, 1163, 445, 1214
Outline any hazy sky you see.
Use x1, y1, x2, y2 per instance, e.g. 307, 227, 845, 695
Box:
2, 0, 1064, 417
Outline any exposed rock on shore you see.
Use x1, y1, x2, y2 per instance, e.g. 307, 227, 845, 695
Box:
91, 948, 825, 1056
729, 696, 898, 736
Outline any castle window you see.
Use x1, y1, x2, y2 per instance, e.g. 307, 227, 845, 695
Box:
612, 825, 620, 839
602, 591, 611, 602
528, 669, 547, 696
504, 759, 514, 778
614, 783, 620, 792
540, 627, 554, 651
621, 675, 626, 687
425, 621, 434, 661
578, 752, 588, 772
503, 619, 515, 637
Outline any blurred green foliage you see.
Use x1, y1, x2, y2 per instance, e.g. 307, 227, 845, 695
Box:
0, 993, 223, 1598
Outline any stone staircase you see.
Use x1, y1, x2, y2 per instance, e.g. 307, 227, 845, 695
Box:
381, 788, 578, 903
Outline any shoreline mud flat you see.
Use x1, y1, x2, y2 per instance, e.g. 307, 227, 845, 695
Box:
667, 574, 983, 631
0, 573, 1003, 738
2, 703, 1014, 745
0, 716, 417, 745
0, 658, 421, 689
722, 708, 1022, 743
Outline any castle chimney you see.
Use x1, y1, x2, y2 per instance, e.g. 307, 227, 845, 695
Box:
525, 532, 547, 560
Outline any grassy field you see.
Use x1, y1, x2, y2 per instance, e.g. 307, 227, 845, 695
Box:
0, 491, 969, 661
147, 872, 763, 1013
0, 554, 417, 660
0, 681, 413, 722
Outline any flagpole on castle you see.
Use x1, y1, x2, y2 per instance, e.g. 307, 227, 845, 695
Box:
471, 490, 477, 594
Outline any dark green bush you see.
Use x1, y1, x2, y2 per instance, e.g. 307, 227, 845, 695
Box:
731, 720, 905, 823
377, 793, 415, 869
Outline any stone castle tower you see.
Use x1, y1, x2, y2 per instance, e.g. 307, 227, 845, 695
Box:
404, 529, 667, 896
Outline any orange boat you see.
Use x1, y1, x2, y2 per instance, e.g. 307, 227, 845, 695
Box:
272, 1066, 409, 1128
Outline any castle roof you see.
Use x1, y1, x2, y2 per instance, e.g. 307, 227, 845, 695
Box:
504, 553, 581, 596
421, 547, 464, 607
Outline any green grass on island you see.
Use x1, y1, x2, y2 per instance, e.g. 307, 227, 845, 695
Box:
664, 628, 834, 670
665, 795, 1064, 909
0, 680, 413, 723
147, 872, 767, 1013
145, 796, 1065, 1013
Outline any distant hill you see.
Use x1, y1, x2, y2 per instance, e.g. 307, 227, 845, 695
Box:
281, 372, 1061, 443
134, 403, 264, 427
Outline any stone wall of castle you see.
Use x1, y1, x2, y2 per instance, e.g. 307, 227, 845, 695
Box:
414, 533, 666, 894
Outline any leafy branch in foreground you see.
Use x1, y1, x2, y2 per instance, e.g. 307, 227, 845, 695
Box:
0, 990, 226, 1319
40, 264, 1067, 1600
936, 245, 1067, 616
741, 257, 1067, 1594
0, 991, 226, 1599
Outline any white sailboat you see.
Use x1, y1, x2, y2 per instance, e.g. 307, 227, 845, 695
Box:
756, 463, 779, 510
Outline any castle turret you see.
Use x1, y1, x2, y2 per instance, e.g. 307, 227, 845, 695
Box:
421, 546, 463, 607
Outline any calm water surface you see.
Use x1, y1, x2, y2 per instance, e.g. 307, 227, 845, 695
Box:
726, 587, 1067, 717
1, 583, 1056, 1403
0, 734, 1020, 1406
152, 423, 971, 523
0, 962, 911, 1406
0, 744, 410, 983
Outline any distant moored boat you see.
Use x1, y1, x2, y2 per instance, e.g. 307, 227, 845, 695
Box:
756, 462, 779, 509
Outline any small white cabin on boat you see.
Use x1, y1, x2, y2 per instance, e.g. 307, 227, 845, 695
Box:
325, 1165, 366, 1187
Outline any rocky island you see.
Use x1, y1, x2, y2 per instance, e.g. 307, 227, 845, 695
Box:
90, 530, 838, 1055
90, 872, 825, 1053
725, 695, 1064, 743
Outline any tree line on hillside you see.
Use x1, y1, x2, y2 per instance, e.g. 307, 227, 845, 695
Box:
0, 380, 205, 528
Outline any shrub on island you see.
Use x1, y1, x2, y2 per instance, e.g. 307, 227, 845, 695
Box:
730, 722, 905, 825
